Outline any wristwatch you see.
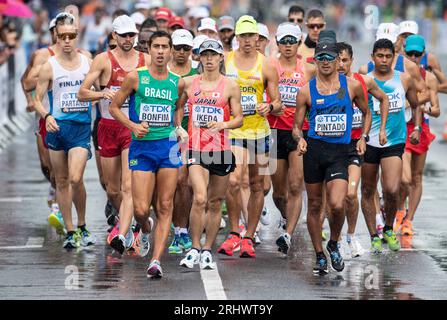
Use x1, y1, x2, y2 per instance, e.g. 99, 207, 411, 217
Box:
362, 134, 369, 142
414, 125, 421, 132
269, 104, 274, 112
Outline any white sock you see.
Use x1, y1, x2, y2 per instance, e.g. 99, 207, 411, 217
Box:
179, 228, 188, 235
174, 227, 180, 236
376, 213, 384, 225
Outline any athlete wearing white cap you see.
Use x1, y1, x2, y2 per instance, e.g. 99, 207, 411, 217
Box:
256, 23, 270, 55
197, 18, 218, 39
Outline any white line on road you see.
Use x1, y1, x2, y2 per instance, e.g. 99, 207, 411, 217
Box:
200, 266, 227, 300
0, 196, 44, 203
0, 237, 44, 250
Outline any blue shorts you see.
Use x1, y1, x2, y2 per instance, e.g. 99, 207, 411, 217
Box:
129, 138, 182, 172
45, 120, 92, 158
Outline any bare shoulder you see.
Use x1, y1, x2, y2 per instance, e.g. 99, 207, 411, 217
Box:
34, 48, 52, 65
79, 49, 93, 59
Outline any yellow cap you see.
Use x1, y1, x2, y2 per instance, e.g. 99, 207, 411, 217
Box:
235, 15, 258, 35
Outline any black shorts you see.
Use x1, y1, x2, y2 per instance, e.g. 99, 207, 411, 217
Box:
92, 117, 101, 151
231, 136, 270, 154
187, 150, 236, 176
303, 138, 349, 184
348, 139, 364, 167
271, 129, 298, 160
364, 143, 405, 165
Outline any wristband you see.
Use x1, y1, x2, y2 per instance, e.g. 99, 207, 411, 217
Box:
414, 126, 421, 132
269, 104, 274, 112
44, 113, 52, 121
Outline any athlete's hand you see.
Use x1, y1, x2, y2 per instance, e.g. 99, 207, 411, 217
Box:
272, 104, 285, 117
357, 138, 366, 156
103, 90, 116, 101
26, 100, 35, 113
207, 121, 227, 133
175, 126, 189, 144
297, 137, 307, 156
256, 103, 270, 117
410, 129, 420, 145
132, 122, 149, 139
379, 130, 387, 146
45, 115, 59, 132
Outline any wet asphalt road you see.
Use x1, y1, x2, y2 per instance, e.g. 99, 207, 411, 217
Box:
1, 46, 447, 301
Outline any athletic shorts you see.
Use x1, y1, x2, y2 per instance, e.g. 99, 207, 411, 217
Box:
187, 150, 236, 176
45, 120, 92, 158
92, 117, 100, 151
98, 119, 132, 158
128, 138, 182, 172
38, 118, 49, 149
364, 143, 405, 165
405, 122, 435, 155
271, 129, 297, 160
348, 139, 364, 167
303, 137, 349, 184
231, 136, 270, 155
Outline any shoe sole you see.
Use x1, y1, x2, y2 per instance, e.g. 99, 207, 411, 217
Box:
64, 243, 78, 250
276, 237, 289, 255
218, 245, 240, 256
169, 249, 183, 254
180, 261, 194, 269
313, 268, 329, 276
48, 215, 65, 235
147, 270, 162, 279
240, 251, 256, 258
110, 238, 125, 255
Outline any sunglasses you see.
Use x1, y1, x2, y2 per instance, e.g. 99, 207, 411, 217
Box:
315, 54, 336, 62
57, 33, 77, 40
289, 18, 304, 24
109, 44, 117, 50
117, 32, 137, 38
406, 50, 423, 57
201, 40, 223, 51
173, 45, 192, 51
278, 36, 298, 45
307, 23, 325, 30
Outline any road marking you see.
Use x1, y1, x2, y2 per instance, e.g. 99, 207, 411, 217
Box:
0, 237, 44, 250
0, 196, 44, 203
200, 266, 227, 300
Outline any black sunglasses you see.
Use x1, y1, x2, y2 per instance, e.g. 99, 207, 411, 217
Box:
307, 23, 325, 30
117, 32, 137, 38
173, 45, 192, 51
406, 50, 423, 57
289, 18, 304, 24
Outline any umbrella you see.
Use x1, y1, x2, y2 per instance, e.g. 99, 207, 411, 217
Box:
0, 0, 34, 19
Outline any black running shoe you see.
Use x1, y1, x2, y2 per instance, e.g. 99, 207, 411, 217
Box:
110, 235, 125, 255
104, 200, 113, 218
276, 233, 291, 255
313, 255, 328, 275
326, 244, 345, 272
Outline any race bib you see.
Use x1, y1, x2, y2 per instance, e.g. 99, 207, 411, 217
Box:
241, 94, 257, 116
352, 106, 363, 129
279, 85, 299, 107
315, 113, 347, 137
110, 86, 129, 108
139, 104, 172, 127
60, 92, 89, 113
192, 105, 224, 128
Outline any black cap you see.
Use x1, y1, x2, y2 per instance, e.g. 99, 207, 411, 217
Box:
315, 42, 338, 58
318, 30, 337, 44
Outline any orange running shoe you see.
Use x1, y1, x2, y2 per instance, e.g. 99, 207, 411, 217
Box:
218, 233, 241, 256
393, 209, 406, 233
240, 237, 256, 258
401, 220, 414, 236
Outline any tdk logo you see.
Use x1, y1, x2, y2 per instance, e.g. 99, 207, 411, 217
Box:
387, 92, 400, 101
241, 95, 255, 103
195, 106, 223, 115
143, 105, 169, 112
320, 115, 345, 122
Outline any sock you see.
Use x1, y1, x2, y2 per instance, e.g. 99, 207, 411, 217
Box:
78, 224, 86, 232
376, 213, 384, 226
328, 240, 338, 251
179, 228, 188, 235
371, 234, 379, 241
316, 251, 326, 260
174, 227, 180, 236
383, 225, 393, 233
67, 231, 75, 237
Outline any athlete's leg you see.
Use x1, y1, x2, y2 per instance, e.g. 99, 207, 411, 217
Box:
306, 182, 324, 253
240, 162, 250, 224
132, 171, 155, 234
285, 152, 304, 235
326, 179, 348, 242
204, 174, 230, 250
118, 148, 133, 237
173, 165, 192, 229
270, 158, 288, 219
152, 168, 178, 262
68, 147, 89, 227
361, 163, 380, 236
399, 151, 412, 211
226, 145, 246, 233
101, 156, 123, 212
94, 150, 106, 191
380, 156, 403, 227
407, 152, 427, 221
346, 164, 362, 235
188, 165, 209, 249
37, 134, 52, 183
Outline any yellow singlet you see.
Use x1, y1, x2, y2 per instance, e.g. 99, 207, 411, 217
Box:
225, 51, 270, 140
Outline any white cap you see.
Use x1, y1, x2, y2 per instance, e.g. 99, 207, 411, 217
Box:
376, 23, 400, 43
113, 15, 139, 34
276, 22, 302, 41
172, 29, 194, 47
193, 35, 209, 51
258, 23, 270, 39
49, 18, 56, 30
135, 0, 151, 10
399, 20, 418, 35
192, 7, 210, 19
149, 0, 163, 9
131, 12, 145, 26
198, 18, 217, 33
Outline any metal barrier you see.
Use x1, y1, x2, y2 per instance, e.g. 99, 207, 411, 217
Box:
0, 47, 34, 152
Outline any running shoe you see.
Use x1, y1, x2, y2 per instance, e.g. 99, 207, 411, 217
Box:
401, 220, 414, 236
278, 217, 287, 231
371, 236, 383, 254
200, 251, 216, 270
180, 248, 200, 269
147, 260, 163, 279
383, 229, 401, 251
393, 209, 406, 233
326, 243, 345, 272
77, 227, 96, 247
276, 233, 291, 255
253, 231, 262, 245
136, 217, 154, 257
63, 232, 80, 250
107, 223, 120, 245
221, 201, 228, 215
376, 213, 385, 238
217, 233, 241, 256
104, 200, 113, 218
321, 230, 328, 241
260, 206, 270, 226
179, 232, 192, 251
48, 207, 65, 235
313, 256, 328, 275
347, 236, 365, 258
124, 227, 134, 250
220, 217, 226, 229
110, 234, 125, 255
240, 237, 256, 258
169, 235, 182, 254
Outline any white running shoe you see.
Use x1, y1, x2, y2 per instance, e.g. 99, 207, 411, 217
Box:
254, 232, 262, 245
200, 250, 216, 270
278, 217, 287, 231
124, 227, 134, 250
147, 260, 163, 278
260, 206, 270, 226
220, 217, 226, 229
276, 232, 291, 255
180, 248, 200, 269
347, 236, 365, 258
